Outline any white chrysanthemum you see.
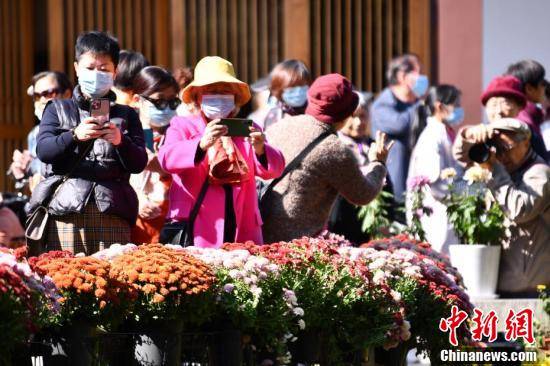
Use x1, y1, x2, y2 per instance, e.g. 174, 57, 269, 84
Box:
463, 165, 492, 185
441, 167, 457, 180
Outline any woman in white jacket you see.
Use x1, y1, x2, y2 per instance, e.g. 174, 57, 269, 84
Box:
407, 85, 464, 254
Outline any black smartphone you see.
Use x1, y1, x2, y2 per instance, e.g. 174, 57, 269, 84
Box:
90, 98, 110, 127
219, 118, 253, 137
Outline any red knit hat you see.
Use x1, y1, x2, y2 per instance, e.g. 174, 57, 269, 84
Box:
305, 73, 359, 124
481, 75, 526, 107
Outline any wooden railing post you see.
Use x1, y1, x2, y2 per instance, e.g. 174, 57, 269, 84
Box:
282, 0, 311, 65
408, 0, 435, 81
48, 0, 65, 72
154, 0, 171, 68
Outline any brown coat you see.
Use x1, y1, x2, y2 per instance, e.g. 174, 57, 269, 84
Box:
262, 114, 387, 243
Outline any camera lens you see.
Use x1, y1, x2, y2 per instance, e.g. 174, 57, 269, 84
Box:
468, 143, 491, 163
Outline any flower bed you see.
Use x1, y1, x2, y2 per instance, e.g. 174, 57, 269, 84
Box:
0, 247, 59, 364
354, 235, 474, 363
1, 236, 474, 365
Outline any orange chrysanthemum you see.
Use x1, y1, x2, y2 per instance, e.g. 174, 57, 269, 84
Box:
109, 244, 215, 306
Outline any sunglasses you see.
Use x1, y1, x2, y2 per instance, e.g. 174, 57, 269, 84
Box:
33, 88, 62, 101
141, 95, 181, 110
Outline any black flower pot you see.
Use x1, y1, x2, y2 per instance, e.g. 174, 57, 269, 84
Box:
133, 319, 184, 366
289, 330, 323, 365
207, 329, 243, 366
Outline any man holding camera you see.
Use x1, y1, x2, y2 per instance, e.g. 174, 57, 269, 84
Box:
453, 117, 549, 297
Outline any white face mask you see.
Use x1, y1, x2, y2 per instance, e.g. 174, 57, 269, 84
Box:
34, 102, 46, 120
78, 69, 114, 98
282, 85, 309, 107
200, 94, 235, 119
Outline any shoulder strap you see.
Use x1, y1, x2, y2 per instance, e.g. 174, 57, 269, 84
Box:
187, 179, 210, 238
260, 130, 334, 203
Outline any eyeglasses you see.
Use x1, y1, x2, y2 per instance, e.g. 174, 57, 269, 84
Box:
494, 140, 515, 156
140, 95, 181, 110
33, 88, 62, 101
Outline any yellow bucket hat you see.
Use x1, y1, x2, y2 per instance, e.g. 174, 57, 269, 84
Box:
182, 56, 251, 107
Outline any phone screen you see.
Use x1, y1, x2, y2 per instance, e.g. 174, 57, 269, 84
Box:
219, 118, 253, 137
90, 98, 110, 126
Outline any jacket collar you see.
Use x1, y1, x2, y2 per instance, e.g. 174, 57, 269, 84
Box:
73, 85, 117, 111
511, 149, 539, 179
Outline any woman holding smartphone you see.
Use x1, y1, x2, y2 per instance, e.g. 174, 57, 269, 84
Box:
158, 56, 285, 248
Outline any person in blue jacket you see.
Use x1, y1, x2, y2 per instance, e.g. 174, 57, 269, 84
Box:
370, 54, 429, 204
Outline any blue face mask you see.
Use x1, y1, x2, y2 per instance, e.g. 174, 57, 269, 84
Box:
411, 74, 429, 98
143, 128, 154, 151
78, 69, 114, 98
201, 95, 235, 120
281, 85, 309, 107
445, 106, 465, 126
148, 104, 176, 127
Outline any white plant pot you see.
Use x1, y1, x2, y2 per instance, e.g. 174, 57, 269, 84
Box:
449, 244, 501, 299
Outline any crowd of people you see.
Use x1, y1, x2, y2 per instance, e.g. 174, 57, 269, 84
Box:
1, 31, 548, 298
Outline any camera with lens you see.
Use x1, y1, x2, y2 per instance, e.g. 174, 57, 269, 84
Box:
468, 137, 511, 163
468, 139, 498, 163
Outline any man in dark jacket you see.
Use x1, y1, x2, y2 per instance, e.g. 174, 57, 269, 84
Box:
29, 31, 147, 254
370, 54, 428, 203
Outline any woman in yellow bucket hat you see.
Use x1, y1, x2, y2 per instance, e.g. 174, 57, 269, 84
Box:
158, 56, 285, 248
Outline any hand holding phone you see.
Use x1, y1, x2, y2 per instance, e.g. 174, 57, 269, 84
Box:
219, 118, 253, 137
74, 117, 104, 141
246, 125, 266, 156
199, 119, 229, 151
100, 122, 122, 146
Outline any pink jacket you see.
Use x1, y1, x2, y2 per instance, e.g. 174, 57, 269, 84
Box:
158, 115, 285, 248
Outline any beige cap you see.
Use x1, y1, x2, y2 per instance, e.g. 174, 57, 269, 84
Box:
491, 118, 531, 139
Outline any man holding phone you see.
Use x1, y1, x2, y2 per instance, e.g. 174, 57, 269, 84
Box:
31, 31, 147, 254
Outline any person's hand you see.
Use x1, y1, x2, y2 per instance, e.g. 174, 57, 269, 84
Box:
139, 200, 162, 220
199, 119, 228, 151
29, 173, 43, 193
101, 122, 122, 146
368, 131, 395, 163
10, 149, 32, 179
247, 126, 266, 156
464, 124, 499, 144
74, 117, 105, 141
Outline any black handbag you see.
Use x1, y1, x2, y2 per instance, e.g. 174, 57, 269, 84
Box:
159, 179, 209, 246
